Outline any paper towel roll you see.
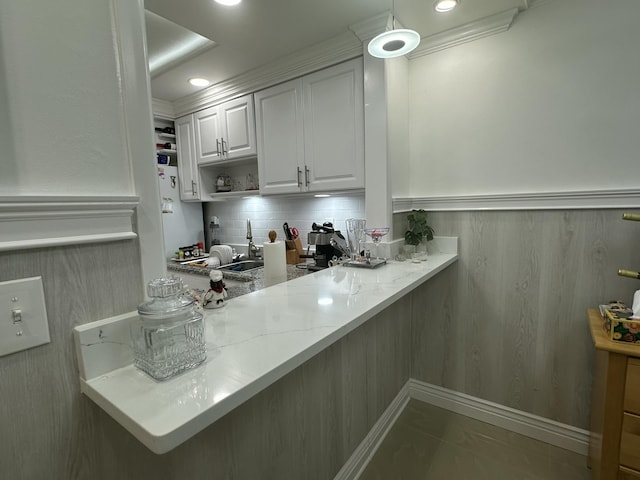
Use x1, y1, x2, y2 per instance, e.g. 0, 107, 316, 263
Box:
263, 240, 287, 287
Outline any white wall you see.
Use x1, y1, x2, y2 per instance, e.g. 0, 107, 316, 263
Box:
407, 0, 640, 197
203, 194, 364, 250
0, 1, 135, 196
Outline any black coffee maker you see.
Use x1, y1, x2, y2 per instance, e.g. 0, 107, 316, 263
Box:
307, 222, 349, 271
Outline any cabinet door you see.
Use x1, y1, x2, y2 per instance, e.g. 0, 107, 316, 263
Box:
194, 106, 223, 164
221, 94, 257, 159
175, 114, 201, 201
255, 78, 305, 195
303, 58, 364, 191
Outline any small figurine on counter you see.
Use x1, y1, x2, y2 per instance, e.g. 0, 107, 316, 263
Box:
203, 269, 228, 309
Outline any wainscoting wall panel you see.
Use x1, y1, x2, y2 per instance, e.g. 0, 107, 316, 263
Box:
0, 240, 143, 479
408, 209, 640, 430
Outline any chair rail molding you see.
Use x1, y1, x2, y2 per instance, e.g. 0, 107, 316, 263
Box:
393, 189, 640, 212
0, 196, 139, 251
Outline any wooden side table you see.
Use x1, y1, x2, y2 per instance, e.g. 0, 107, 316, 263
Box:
588, 308, 640, 479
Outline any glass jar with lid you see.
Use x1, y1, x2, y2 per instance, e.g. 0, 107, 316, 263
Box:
131, 276, 206, 380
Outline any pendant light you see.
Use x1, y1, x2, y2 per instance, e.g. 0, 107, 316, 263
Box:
368, 0, 420, 58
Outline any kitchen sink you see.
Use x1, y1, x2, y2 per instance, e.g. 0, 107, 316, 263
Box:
218, 260, 264, 272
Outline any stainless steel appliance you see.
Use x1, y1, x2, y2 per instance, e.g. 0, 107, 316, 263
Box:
307, 222, 349, 271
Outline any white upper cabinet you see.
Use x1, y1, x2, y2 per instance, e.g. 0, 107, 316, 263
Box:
220, 95, 257, 159
193, 107, 223, 164
194, 94, 256, 165
303, 59, 364, 192
255, 58, 364, 195
254, 78, 305, 195
175, 114, 201, 201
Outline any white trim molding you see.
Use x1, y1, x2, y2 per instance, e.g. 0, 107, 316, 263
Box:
172, 31, 363, 118
335, 379, 590, 479
408, 8, 520, 59
393, 189, 640, 212
333, 382, 411, 480
0, 196, 139, 252
408, 380, 590, 455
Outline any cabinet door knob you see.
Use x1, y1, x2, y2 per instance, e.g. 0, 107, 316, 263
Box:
297, 167, 302, 188
305, 166, 310, 187
221, 138, 227, 156
216, 139, 221, 156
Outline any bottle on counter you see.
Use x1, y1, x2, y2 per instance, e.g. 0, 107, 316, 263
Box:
130, 277, 206, 380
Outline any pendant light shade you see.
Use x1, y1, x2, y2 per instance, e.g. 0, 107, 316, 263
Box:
368, 28, 420, 58
367, 0, 420, 59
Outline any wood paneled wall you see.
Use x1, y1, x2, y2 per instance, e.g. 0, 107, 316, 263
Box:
409, 209, 640, 430
2, 208, 637, 478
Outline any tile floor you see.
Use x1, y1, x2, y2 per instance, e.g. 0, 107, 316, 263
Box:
357, 400, 591, 480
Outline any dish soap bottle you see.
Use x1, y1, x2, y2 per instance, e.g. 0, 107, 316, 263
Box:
131, 276, 206, 380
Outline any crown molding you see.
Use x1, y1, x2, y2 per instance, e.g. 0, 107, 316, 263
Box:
408, 7, 520, 59
172, 32, 363, 118
393, 189, 640, 212
152, 98, 175, 120
349, 12, 391, 43
0, 196, 139, 251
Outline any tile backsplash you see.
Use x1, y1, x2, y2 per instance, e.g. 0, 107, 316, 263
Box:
203, 194, 365, 251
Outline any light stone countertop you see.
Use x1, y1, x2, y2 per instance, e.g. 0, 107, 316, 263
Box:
74, 238, 458, 454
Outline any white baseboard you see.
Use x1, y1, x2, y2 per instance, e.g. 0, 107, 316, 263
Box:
335, 379, 590, 480
332, 383, 411, 480
408, 379, 590, 456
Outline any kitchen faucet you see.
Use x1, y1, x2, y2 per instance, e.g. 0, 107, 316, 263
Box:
246, 219, 262, 259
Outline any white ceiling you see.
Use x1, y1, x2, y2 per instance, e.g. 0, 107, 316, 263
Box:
144, 0, 530, 102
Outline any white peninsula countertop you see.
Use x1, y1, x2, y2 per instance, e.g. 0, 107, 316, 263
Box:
74, 238, 458, 454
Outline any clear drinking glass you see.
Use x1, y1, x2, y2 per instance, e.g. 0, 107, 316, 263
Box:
131, 276, 206, 381
345, 218, 366, 261
364, 227, 390, 260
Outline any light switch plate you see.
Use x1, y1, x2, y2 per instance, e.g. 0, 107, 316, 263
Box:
0, 276, 50, 357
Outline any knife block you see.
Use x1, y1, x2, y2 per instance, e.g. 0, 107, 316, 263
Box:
285, 237, 303, 264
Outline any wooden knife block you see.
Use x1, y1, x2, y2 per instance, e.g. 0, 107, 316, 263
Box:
285, 237, 303, 264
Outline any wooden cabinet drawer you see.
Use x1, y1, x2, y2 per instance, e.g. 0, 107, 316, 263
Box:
620, 466, 640, 479
625, 358, 640, 415
621, 413, 640, 471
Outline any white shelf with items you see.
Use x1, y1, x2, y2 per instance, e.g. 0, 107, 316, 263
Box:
198, 157, 260, 200
154, 119, 177, 167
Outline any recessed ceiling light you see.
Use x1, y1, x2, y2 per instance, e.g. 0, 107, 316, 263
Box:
434, 0, 459, 13
189, 77, 210, 87
215, 0, 241, 5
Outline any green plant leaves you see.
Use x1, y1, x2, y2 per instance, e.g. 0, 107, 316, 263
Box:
404, 209, 434, 245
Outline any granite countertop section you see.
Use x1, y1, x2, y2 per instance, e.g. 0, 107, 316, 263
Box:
167, 261, 310, 299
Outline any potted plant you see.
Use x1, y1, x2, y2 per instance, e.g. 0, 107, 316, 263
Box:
404, 209, 434, 255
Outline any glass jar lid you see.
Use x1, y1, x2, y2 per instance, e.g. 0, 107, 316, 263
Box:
137, 276, 194, 316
